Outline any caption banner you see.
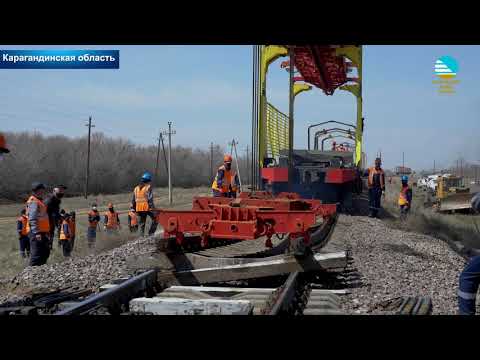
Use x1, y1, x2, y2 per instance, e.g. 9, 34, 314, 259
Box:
0, 50, 119, 69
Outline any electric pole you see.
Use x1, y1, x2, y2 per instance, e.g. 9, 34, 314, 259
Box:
402, 151, 404, 169
84, 116, 95, 199
245, 145, 250, 188
433, 160, 436, 174
155, 131, 161, 186
288, 46, 295, 192
162, 122, 176, 205
160, 133, 168, 174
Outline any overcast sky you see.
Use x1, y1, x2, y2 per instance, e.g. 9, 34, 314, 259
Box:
0, 45, 478, 171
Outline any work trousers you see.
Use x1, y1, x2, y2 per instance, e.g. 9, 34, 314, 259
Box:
19, 236, 30, 257
137, 211, 157, 236
87, 227, 96, 249
129, 225, 139, 233
458, 255, 480, 315
368, 188, 383, 217
212, 190, 236, 198
29, 233, 51, 266
61, 240, 72, 257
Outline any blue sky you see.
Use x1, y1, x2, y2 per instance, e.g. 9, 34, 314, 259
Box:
0, 45, 478, 171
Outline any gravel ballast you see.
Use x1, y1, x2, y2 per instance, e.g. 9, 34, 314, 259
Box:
331, 215, 467, 315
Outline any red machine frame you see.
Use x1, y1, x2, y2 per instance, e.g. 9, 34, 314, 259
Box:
155, 192, 336, 249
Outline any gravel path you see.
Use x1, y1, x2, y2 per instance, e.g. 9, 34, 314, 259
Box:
332, 215, 467, 315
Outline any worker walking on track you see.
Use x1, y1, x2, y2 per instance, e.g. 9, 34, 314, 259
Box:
128, 206, 139, 233
17, 209, 30, 258
59, 213, 73, 257
132, 172, 157, 236
458, 193, 480, 315
367, 157, 386, 218
398, 175, 413, 220
104, 203, 121, 235
87, 204, 100, 249
211, 154, 240, 198
26, 182, 51, 266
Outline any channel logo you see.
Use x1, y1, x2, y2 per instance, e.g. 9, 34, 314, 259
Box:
434, 56, 458, 78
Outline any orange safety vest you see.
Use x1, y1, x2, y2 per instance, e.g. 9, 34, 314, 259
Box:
18, 215, 28, 236
105, 211, 119, 230
25, 195, 50, 234
128, 210, 138, 226
211, 165, 236, 193
59, 220, 71, 241
88, 210, 99, 228
398, 186, 409, 206
368, 167, 385, 189
134, 184, 151, 212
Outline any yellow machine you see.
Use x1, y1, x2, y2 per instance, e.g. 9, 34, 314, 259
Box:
436, 175, 473, 213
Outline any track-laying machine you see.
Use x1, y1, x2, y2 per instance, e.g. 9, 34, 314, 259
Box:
155, 45, 364, 254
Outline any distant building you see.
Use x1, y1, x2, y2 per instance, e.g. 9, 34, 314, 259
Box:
395, 166, 412, 175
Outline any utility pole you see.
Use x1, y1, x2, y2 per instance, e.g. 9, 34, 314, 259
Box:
433, 160, 436, 174
210, 142, 214, 179
162, 122, 176, 205
245, 145, 250, 188
84, 116, 95, 199
155, 131, 161, 186
402, 151, 404, 169
288, 46, 295, 192
160, 133, 168, 174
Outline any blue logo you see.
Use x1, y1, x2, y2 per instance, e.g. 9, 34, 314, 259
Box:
434, 56, 458, 78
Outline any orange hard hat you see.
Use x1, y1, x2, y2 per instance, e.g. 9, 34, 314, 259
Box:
223, 154, 233, 163
0, 133, 10, 153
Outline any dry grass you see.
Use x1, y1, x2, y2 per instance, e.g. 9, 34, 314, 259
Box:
0, 187, 210, 280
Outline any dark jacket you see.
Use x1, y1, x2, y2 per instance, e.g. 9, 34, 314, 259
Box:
44, 194, 62, 227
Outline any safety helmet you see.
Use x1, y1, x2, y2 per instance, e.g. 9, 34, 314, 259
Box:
141, 172, 152, 182
401, 175, 409, 182
223, 154, 233, 163
0, 133, 10, 153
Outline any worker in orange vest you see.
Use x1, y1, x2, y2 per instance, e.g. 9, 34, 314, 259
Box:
26, 182, 51, 266
128, 206, 139, 233
211, 154, 240, 198
87, 204, 100, 249
366, 158, 386, 218
0, 133, 10, 158
103, 203, 121, 234
68, 211, 76, 251
132, 172, 157, 236
59, 213, 73, 257
16, 208, 30, 258
398, 175, 413, 220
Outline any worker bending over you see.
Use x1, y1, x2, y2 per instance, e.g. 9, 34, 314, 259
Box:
17, 209, 30, 258
367, 158, 386, 218
87, 204, 100, 249
59, 213, 73, 257
132, 172, 158, 236
211, 154, 240, 198
398, 175, 413, 219
458, 193, 480, 315
104, 203, 121, 234
26, 182, 51, 266
128, 206, 138, 233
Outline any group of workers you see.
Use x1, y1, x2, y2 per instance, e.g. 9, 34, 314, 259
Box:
4, 129, 480, 316
15, 169, 159, 267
